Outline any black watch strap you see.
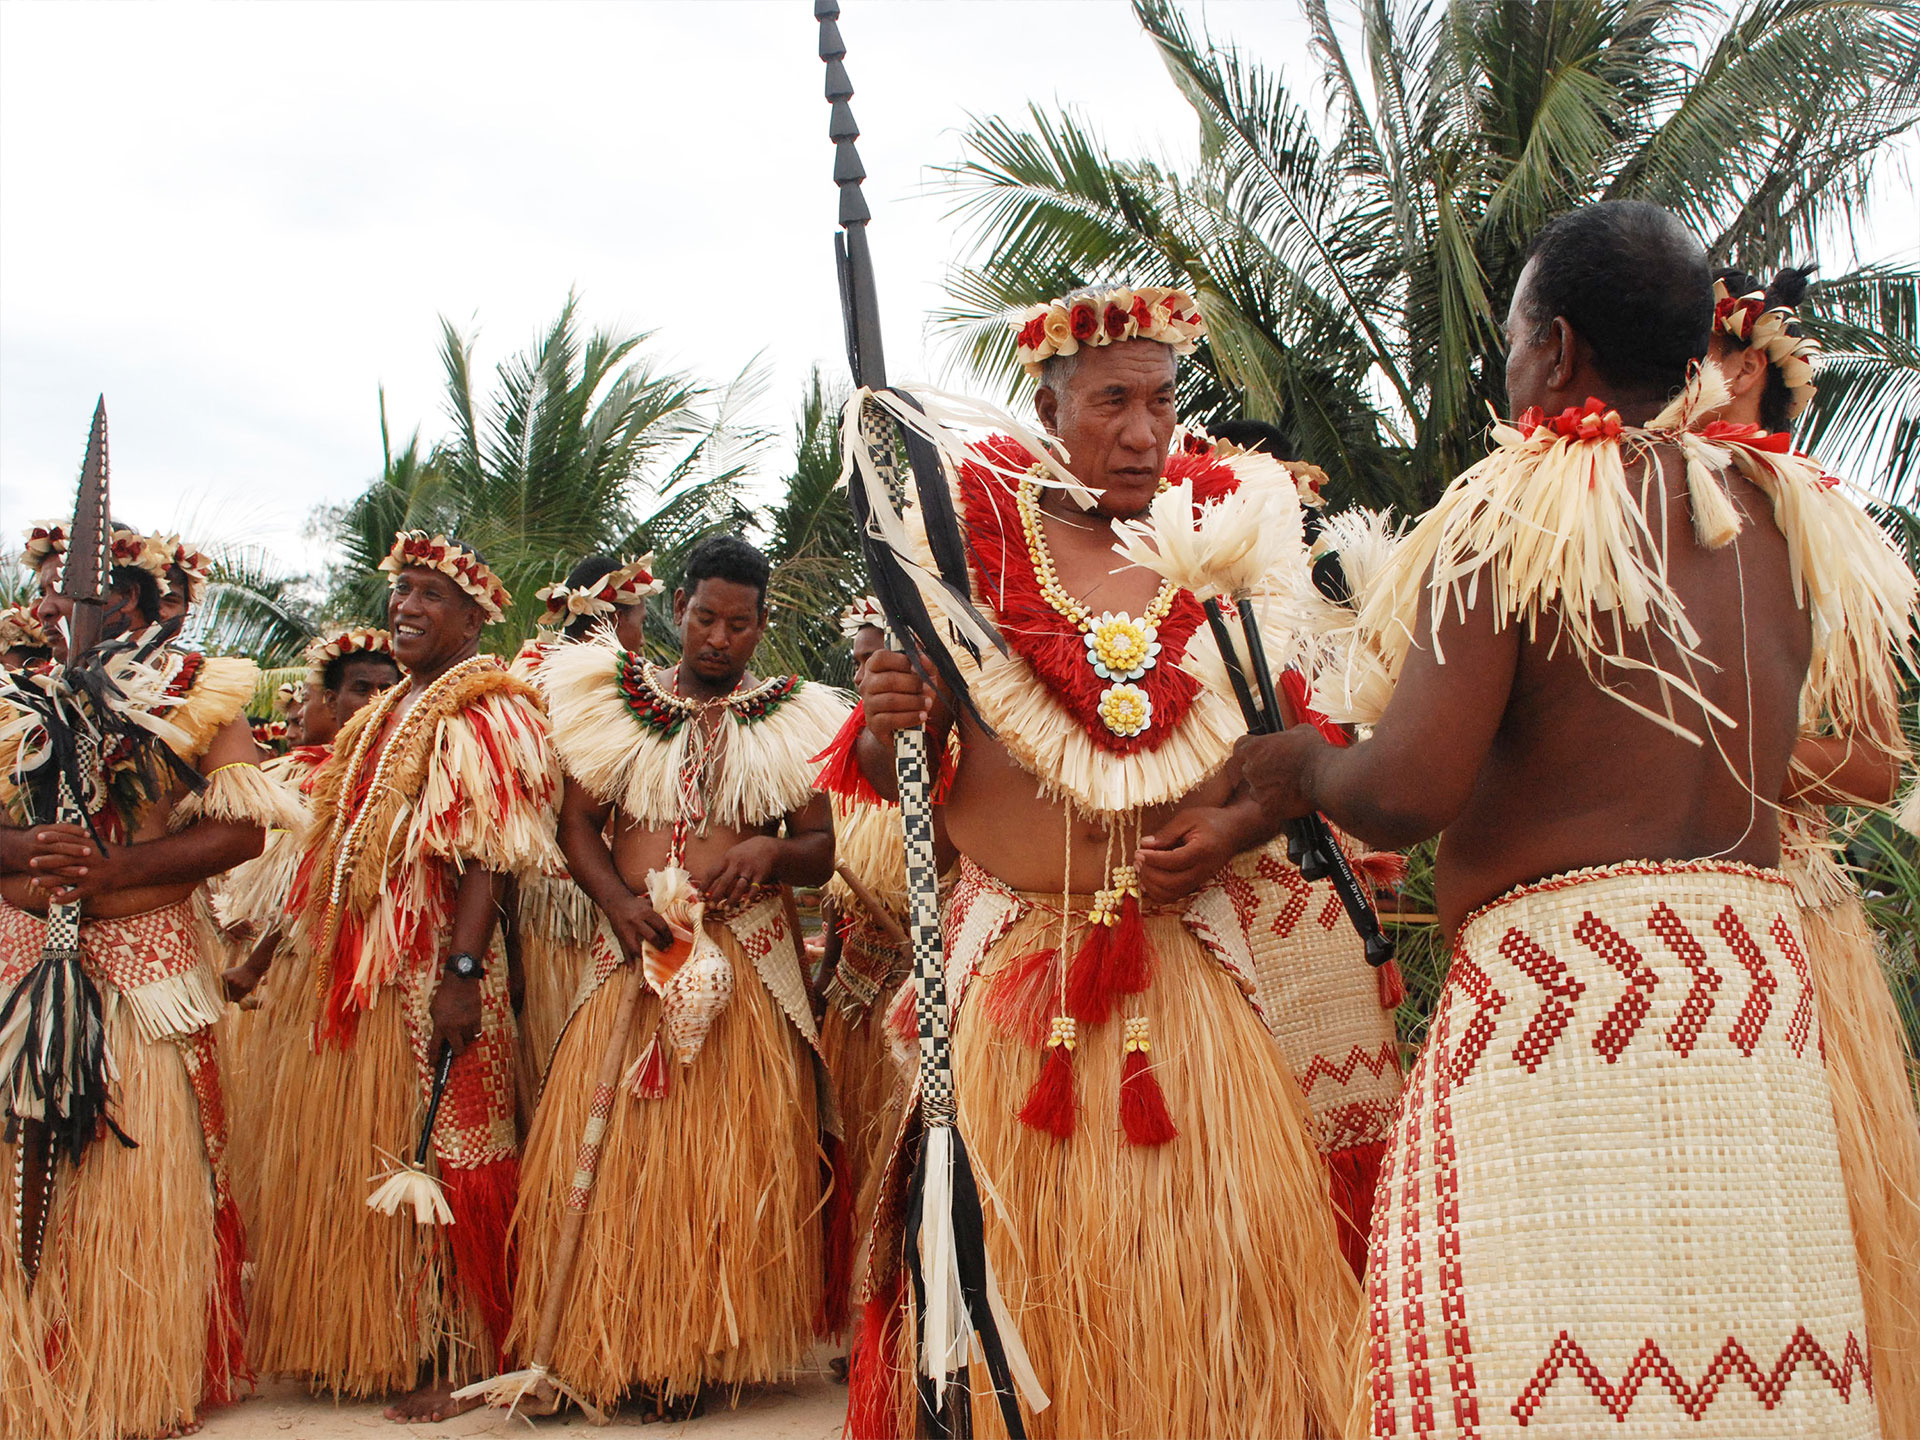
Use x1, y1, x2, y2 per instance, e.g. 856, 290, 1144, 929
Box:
445, 950, 485, 981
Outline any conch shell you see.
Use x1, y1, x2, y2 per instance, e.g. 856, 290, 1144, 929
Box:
642, 865, 734, 1065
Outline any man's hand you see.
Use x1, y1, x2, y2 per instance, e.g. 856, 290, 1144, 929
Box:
1235, 729, 1328, 827
858, 650, 934, 743
430, 972, 485, 1057
24, 826, 125, 905
607, 890, 673, 959
701, 835, 783, 908
222, 931, 278, 1005
1135, 808, 1242, 904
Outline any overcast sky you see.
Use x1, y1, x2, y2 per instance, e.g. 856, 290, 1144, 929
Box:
2, 1, 1913, 582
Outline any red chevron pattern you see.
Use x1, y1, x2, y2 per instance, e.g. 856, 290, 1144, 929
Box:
1511, 1326, 1873, 1424
1299, 1041, 1403, 1095
1318, 889, 1345, 929
1254, 855, 1313, 939
1773, 914, 1815, 1058
1649, 902, 1719, 1056
1218, 865, 1259, 935
1501, 928, 1583, 1074
1575, 913, 1657, 1064
1715, 906, 1777, 1056
1444, 953, 1506, 1087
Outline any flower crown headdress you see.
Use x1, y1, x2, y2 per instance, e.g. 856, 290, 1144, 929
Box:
1712, 278, 1818, 419
304, 626, 394, 688
109, 526, 173, 582
838, 594, 887, 639
534, 554, 662, 629
0, 603, 48, 651
21, 524, 67, 572
150, 533, 213, 603
273, 681, 304, 717
378, 531, 509, 622
1011, 285, 1207, 380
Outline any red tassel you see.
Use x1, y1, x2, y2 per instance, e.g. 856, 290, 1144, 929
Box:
1106, 893, 1150, 995
1325, 1140, 1390, 1278
1377, 958, 1406, 1011
981, 947, 1060, 1048
1065, 923, 1115, 1026
202, 1197, 251, 1406
812, 703, 887, 804
847, 1278, 907, 1440
1352, 848, 1410, 891
814, 1133, 856, 1337
441, 1157, 521, 1369
1119, 1048, 1178, 1146
1017, 1042, 1077, 1138
630, 1034, 670, 1099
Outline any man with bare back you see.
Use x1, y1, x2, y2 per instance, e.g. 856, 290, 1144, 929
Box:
248, 532, 558, 1424
502, 535, 848, 1422
1240, 201, 1908, 1438
847, 288, 1359, 1440
0, 521, 296, 1440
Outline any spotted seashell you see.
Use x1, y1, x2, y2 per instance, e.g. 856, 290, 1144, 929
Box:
661, 935, 734, 1066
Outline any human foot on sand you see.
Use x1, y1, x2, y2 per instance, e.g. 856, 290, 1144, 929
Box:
383, 1383, 482, 1424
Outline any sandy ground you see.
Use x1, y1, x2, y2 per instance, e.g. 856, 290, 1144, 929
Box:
198, 1368, 848, 1440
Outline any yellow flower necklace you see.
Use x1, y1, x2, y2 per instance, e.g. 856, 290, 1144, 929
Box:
1015, 473, 1175, 737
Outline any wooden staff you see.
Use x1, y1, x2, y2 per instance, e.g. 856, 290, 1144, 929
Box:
834, 861, 908, 947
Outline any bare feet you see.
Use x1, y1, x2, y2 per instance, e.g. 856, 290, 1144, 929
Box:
641, 1385, 707, 1424
383, 1383, 483, 1424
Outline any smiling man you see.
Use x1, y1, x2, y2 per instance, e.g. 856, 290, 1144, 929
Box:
500, 535, 846, 1422
248, 532, 559, 1424
846, 287, 1358, 1440
1239, 202, 1913, 1437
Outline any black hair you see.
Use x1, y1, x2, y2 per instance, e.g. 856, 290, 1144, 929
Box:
559, 554, 622, 640
108, 565, 160, 627
1523, 201, 1710, 396
1712, 263, 1815, 433
324, 647, 401, 694
681, 534, 771, 608
1208, 419, 1293, 459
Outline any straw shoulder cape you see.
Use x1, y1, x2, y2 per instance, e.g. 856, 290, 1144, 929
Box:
1329, 371, 1918, 742
907, 439, 1317, 819
536, 638, 851, 830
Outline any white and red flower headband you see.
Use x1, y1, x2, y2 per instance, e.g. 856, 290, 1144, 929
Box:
1712, 279, 1818, 419
21, 524, 67, 572
149, 533, 213, 603
21, 523, 168, 584
839, 594, 887, 639
304, 626, 395, 688
535, 554, 662, 629
1012, 285, 1207, 380
378, 530, 509, 622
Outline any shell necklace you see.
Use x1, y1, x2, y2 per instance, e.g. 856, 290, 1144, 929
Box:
1015, 473, 1175, 738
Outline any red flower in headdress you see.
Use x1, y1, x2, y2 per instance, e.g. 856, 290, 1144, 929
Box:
1069, 303, 1099, 342
1714, 294, 1765, 342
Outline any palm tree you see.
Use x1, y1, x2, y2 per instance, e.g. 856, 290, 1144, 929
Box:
936, 0, 1920, 508
183, 543, 316, 666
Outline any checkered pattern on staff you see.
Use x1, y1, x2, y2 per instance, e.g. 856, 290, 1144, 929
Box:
895, 725, 955, 1127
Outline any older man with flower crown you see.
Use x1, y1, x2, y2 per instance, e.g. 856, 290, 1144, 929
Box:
847, 286, 1359, 1440
248, 532, 559, 1424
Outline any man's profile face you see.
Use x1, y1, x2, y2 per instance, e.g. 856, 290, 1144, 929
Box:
157, 574, 189, 625
388, 566, 483, 673
32, 558, 69, 662
295, 686, 335, 746
331, 654, 401, 724
1037, 338, 1178, 519
673, 577, 766, 688
1502, 258, 1555, 416
613, 603, 647, 654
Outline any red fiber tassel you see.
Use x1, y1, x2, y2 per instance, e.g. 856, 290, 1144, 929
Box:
981, 947, 1060, 1048
1377, 958, 1406, 1011
441, 1157, 521, 1368
202, 1197, 251, 1406
846, 1277, 908, 1440
1106, 894, 1150, 994
1352, 848, 1410, 892
631, 1034, 670, 1099
811, 703, 887, 804
1325, 1140, 1390, 1278
814, 1134, 855, 1338
1018, 1043, 1077, 1138
1065, 923, 1115, 1026
1119, 1048, 1178, 1146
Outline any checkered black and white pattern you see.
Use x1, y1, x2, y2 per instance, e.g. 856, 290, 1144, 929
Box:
894, 725, 956, 1127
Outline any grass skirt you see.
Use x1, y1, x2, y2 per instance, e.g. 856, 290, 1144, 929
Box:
922, 887, 1360, 1439
1365, 861, 1878, 1438
1800, 886, 1920, 1440
247, 967, 501, 1395
819, 939, 910, 1309
0, 908, 237, 1440
508, 919, 823, 1407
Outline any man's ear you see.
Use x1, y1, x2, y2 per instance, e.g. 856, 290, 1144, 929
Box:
1035, 385, 1060, 433
672, 587, 688, 625
1728, 345, 1769, 399
1545, 317, 1579, 396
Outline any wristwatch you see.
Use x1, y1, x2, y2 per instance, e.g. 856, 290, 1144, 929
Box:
445, 951, 485, 981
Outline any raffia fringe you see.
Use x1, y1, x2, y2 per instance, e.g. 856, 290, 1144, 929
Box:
168, 760, 308, 835
118, 964, 226, 1045
537, 639, 850, 829
829, 797, 909, 913
450, 1363, 608, 1424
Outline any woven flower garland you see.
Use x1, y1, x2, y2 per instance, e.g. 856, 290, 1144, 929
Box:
534, 553, 661, 629
838, 594, 887, 639
149, 533, 212, 602
379, 530, 510, 622
1011, 284, 1207, 379
304, 626, 394, 689
20, 524, 66, 572
1713, 278, 1818, 419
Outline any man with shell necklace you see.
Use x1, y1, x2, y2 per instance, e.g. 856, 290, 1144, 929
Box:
1240, 201, 1913, 1437
847, 286, 1360, 1440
